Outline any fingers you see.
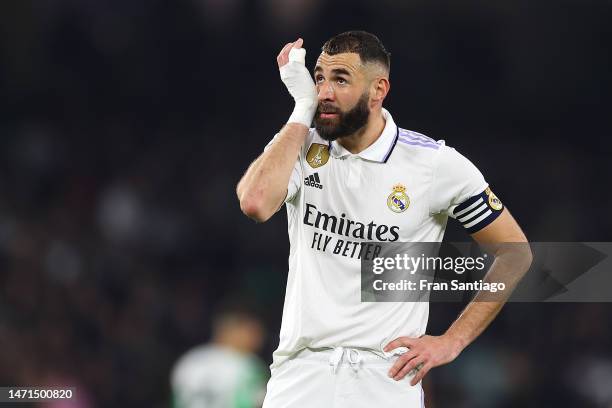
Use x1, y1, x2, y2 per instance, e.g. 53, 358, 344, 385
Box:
277, 38, 303, 68
385, 335, 447, 386
383, 336, 416, 352
277, 42, 293, 68
387, 350, 417, 379
393, 356, 425, 381
278, 42, 293, 58
384, 336, 430, 383
410, 362, 432, 386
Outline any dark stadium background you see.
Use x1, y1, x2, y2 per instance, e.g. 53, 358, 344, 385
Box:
1, 0, 611, 407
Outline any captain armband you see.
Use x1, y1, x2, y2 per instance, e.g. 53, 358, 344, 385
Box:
451, 187, 504, 234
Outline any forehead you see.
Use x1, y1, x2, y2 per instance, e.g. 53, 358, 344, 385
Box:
315, 52, 363, 75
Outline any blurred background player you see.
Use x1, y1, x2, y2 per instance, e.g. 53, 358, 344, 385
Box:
171, 302, 268, 408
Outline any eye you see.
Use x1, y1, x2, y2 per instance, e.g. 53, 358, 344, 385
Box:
315, 75, 325, 83
337, 77, 348, 85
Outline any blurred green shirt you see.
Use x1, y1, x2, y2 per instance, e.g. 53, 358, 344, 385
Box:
171, 344, 268, 408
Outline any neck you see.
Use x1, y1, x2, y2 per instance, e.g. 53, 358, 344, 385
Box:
337, 109, 386, 154
213, 331, 249, 354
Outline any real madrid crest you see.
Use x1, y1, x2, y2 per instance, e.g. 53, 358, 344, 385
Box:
485, 187, 503, 211
306, 143, 330, 169
387, 184, 410, 213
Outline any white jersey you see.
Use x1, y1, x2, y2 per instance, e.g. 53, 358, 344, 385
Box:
171, 344, 267, 408
266, 108, 502, 368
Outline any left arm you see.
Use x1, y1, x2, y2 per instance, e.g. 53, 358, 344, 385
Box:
385, 208, 533, 385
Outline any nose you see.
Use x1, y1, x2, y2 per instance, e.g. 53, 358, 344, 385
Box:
317, 81, 335, 101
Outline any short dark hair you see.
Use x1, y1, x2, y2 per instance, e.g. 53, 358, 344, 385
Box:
321, 31, 391, 73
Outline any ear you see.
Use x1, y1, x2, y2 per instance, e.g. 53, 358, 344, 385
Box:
370, 77, 390, 103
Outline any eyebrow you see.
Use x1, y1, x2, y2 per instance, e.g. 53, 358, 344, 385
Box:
313, 66, 352, 77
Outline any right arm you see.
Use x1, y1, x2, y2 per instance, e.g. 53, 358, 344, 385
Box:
237, 38, 317, 222
237, 123, 308, 222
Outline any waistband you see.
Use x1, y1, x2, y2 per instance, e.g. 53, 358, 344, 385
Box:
290, 346, 409, 374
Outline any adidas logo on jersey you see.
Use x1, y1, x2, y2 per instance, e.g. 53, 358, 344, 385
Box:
304, 173, 323, 189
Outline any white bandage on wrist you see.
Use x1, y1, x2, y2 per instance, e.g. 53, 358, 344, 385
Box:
288, 47, 306, 64
279, 48, 317, 127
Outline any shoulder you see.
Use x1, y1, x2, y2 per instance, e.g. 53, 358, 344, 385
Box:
173, 345, 238, 374
391, 127, 446, 167
391, 128, 482, 187
172, 345, 213, 373
396, 128, 477, 165
396, 128, 445, 154
171, 345, 210, 385
171, 345, 244, 385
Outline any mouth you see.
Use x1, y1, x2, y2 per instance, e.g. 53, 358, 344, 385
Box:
318, 104, 340, 119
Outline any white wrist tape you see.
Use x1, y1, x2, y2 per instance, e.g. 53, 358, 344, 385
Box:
279, 48, 317, 127
288, 47, 306, 64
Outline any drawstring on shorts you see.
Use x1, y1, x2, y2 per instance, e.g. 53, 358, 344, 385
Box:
329, 347, 363, 374
327, 346, 408, 374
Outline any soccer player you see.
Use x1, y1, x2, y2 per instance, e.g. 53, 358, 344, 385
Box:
171, 303, 268, 408
236, 31, 532, 407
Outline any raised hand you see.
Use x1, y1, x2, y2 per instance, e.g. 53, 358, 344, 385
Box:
277, 38, 317, 127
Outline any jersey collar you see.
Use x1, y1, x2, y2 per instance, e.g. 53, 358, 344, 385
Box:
327, 108, 399, 163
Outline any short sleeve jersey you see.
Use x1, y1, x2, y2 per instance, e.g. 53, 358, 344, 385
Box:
266, 109, 504, 368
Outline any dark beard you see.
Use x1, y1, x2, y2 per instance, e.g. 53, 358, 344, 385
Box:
314, 94, 370, 141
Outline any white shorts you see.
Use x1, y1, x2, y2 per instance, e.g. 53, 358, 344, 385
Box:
262, 347, 425, 408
